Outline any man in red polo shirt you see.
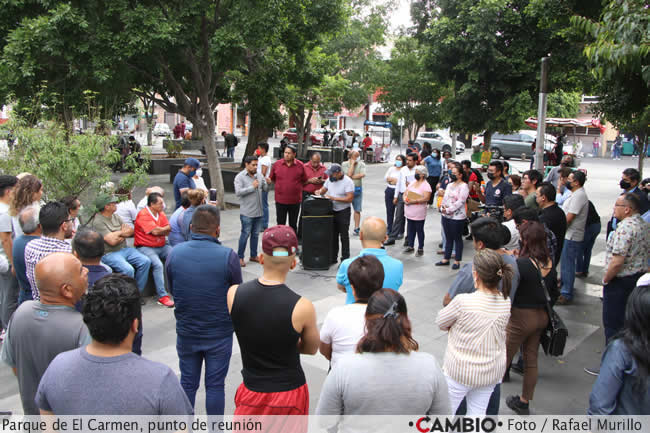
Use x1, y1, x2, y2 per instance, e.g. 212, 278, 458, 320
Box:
299, 152, 328, 239
268, 145, 307, 235
134, 192, 173, 307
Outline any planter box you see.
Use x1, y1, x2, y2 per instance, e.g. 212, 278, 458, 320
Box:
163, 139, 205, 152
169, 159, 235, 188
150, 157, 207, 175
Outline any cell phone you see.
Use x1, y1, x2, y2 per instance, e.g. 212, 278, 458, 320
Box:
209, 188, 217, 202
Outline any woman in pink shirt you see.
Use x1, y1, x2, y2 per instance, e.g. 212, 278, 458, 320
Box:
404, 166, 432, 256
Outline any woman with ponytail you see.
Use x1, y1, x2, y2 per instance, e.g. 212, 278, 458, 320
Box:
316, 289, 450, 417
436, 249, 513, 414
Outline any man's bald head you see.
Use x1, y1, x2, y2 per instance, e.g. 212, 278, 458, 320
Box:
36, 252, 88, 305
360, 217, 387, 246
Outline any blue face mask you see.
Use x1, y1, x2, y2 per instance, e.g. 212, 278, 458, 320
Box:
395, 160, 403, 168
189, 169, 196, 177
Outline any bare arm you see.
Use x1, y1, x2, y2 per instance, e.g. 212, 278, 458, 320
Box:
103, 231, 124, 246
293, 298, 319, 355
319, 342, 333, 361
120, 224, 134, 238
566, 212, 576, 226
150, 225, 171, 236
326, 191, 354, 203
0, 232, 13, 265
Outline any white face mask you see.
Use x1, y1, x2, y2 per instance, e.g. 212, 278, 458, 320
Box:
195, 169, 203, 178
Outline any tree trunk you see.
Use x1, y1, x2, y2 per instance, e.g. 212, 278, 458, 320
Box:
638, 132, 647, 177
146, 118, 153, 146
302, 109, 314, 159
201, 116, 225, 210
243, 115, 271, 167
483, 131, 492, 151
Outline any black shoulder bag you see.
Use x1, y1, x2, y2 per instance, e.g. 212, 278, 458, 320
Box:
532, 259, 568, 356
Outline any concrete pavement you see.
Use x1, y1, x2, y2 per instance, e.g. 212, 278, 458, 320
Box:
0, 139, 645, 416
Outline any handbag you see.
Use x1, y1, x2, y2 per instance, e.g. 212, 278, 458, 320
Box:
532, 259, 568, 356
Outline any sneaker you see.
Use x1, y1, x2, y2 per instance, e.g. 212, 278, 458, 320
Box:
452, 262, 461, 270
435, 260, 450, 266
383, 238, 396, 246
353, 228, 360, 236
157, 295, 175, 308
403, 247, 414, 253
415, 249, 424, 257
506, 395, 530, 415
584, 367, 600, 376
396, 234, 404, 240
556, 295, 572, 305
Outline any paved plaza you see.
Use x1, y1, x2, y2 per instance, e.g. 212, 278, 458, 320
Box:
0, 139, 644, 415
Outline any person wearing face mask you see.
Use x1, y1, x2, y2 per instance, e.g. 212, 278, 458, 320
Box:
404, 166, 432, 256
384, 154, 418, 246
437, 162, 470, 269
477, 161, 511, 207
173, 158, 200, 209
316, 164, 355, 264
441, 150, 453, 173
544, 155, 574, 189
192, 167, 208, 192
557, 170, 589, 305
606, 168, 650, 239
422, 149, 442, 206
384, 155, 405, 234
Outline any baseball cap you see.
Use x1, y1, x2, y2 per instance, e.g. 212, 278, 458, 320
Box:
262, 225, 298, 256
326, 164, 342, 176
94, 193, 118, 211
184, 158, 200, 169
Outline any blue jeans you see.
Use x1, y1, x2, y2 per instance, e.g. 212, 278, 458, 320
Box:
101, 248, 152, 292
262, 190, 269, 229
18, 288, 32, 305
352, 187, 363, 212
137, 245, 171, 298
227, 146, 235, 159
442, 217, 464, 261
406, 219, 425, 249
560, 239, 583, 300
177, 335, 232, 415
576, 222, 601, 274
385, 187, 396, 234
238, 215, 262, 259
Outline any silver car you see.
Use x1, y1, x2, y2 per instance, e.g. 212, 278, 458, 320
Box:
416, 131, 464, 154
473, 130, 556, 159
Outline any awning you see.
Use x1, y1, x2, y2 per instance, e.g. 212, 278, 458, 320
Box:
525, 117, 605, 134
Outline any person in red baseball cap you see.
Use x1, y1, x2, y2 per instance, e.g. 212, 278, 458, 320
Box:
227, 225, 319, 420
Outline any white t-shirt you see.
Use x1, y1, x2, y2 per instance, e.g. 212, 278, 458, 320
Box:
319, 303, 366, 369
562, 187, 588, 241
323, 176, 355, 212
116, 200, 138, 228
257, 155, 272, 177
503, 219, 520, 250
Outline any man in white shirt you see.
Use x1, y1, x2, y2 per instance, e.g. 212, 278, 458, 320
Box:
557, 170, 589, 305
256, 142, 273, 229
316, 164, 354, 263
384, 154, 417, 245
319, 255, 383, 368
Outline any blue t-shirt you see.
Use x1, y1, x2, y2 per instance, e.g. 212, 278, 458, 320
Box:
173, 171, 196, 209
337, 248, 404, 304
12, 235, 39, 292
484, 178, 512, 207
35, 347, 193, 415
423, 155, 442, 178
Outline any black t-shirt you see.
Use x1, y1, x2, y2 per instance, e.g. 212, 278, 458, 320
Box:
485, 178, 512, 206
539, 203, 567, 263
514, 257, 559, 308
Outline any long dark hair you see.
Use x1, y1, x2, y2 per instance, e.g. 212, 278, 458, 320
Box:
518, 221, 550, 266
357, 289, 419, 354
619, 285, 650, 390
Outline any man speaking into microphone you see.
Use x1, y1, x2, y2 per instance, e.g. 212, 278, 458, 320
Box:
316, 164, 355, 264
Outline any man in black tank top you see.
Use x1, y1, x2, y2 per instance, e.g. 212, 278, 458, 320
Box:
227, 225, 319, 418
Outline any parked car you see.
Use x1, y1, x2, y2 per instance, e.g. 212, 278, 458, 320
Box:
472, 130, 557, 159
153, 123, 171, 136
283, 128, 323, 145
415, 131, 464, 154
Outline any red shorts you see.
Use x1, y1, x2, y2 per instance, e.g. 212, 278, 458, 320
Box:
234, 383, 309, 433
234, 382, 309, 415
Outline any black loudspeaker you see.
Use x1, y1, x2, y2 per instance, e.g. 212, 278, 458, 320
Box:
301, 197, 334, 270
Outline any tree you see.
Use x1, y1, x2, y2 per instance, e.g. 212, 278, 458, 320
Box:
412, 0, 601, 149
572, 0, 649, 174
377, 36, 448, 141
546, 90, 581, 118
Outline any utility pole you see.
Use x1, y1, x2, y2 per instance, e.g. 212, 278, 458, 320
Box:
398, 118, 404, 155
535, 57, 549, 171
451, 132, 457, 156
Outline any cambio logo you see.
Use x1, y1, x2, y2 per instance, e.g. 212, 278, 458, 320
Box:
409, 416, 500, 432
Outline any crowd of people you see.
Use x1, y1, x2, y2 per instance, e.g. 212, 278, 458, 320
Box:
0, 139, 649, 419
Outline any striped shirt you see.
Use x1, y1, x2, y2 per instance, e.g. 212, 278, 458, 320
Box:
436, 290, 511, 387
25, 236, 72, 300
